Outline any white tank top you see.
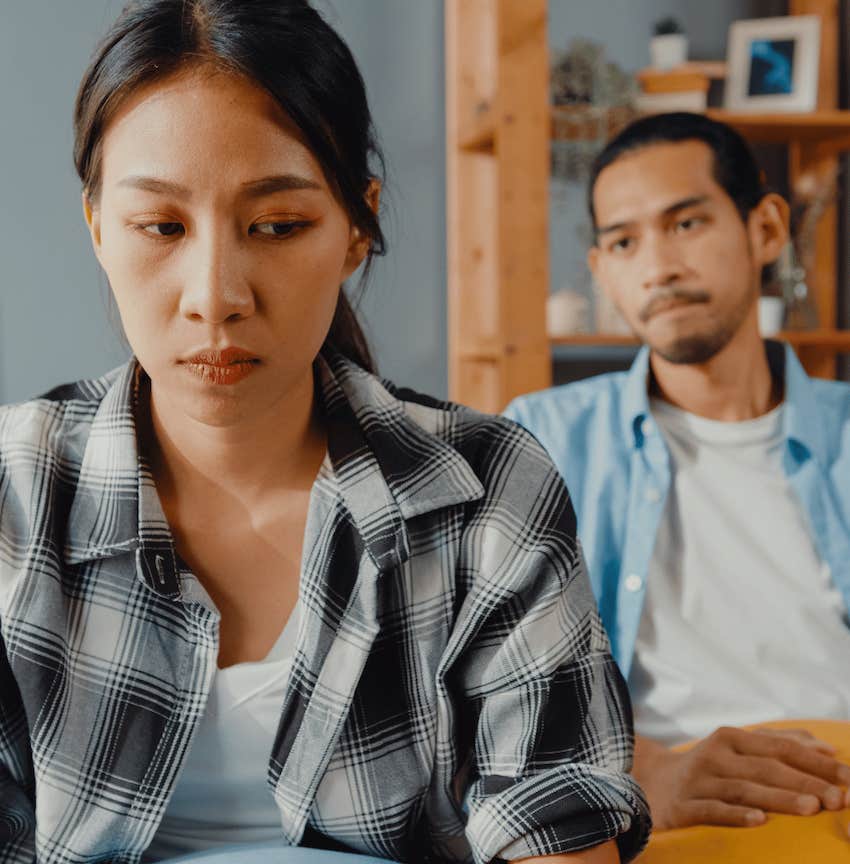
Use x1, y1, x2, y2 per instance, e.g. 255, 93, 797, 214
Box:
630, 400, 850, 747
145, 591, 299, 861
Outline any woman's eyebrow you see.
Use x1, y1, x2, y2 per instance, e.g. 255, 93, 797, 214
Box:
117, 176, 193, 198
240, 175, 323, 197
115, 174, 323, 199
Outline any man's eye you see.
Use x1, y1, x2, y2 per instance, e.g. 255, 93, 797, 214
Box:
610, 237, 634, 253
139, 222, 184, 237
251, 221, 306, 237
675, 217, 703, 233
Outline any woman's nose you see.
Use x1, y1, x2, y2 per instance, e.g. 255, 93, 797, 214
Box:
179, 233, 256, 324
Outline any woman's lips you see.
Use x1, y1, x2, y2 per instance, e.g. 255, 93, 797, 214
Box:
180, 347, 260, 386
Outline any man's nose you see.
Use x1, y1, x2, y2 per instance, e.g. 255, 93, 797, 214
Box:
640, 232, 686, 291
179, 231, 255, 324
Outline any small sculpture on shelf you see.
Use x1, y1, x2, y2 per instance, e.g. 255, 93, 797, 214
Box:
775, 164, 841, 330
550, 39, 637, 183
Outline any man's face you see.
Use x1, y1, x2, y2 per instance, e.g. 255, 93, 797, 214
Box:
588, 140, 780, 365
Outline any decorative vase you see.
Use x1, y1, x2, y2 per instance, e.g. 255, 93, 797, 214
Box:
757, 296, 786, 336
649, 34, 688, 70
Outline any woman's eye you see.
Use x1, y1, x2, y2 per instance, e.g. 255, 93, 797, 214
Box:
139, 222, 184, 237
610, 237, 634, 254
251, 221, 306, 237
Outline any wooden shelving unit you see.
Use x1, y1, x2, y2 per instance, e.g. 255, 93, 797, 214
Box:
446, 0, 551, 413
551, 330, 850, 350
447, 0, 848, 412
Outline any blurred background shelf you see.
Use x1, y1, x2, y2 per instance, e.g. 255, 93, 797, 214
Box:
447, 0, 845, 412
459, 106, 850, 157
550, 329, 850, 350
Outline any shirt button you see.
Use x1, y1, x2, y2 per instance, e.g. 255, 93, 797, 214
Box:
645, 487, 661, 503
625, 573, 643, 592
640, 417, 654, 437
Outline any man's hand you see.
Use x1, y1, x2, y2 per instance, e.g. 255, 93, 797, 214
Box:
634, 727, 850, 830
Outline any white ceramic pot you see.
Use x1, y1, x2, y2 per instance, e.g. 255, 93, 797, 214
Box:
649, 33, 688, 70
546, 290, 590, 337
758, 296, 786, 336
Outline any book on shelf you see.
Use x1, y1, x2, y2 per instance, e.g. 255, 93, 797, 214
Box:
635, 62, 725, 114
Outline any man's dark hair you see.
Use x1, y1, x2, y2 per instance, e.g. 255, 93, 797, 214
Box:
588, 112, 767, 234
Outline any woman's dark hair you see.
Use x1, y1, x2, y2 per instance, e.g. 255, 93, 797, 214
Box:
588, 112, 767, 235
74, 0, 385, 372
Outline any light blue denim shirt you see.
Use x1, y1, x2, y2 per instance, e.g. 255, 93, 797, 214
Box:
504, 341, 850, 679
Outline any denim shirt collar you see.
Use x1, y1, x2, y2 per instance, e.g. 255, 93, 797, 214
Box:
620, 340, 825, 464
621, 345, 652, 447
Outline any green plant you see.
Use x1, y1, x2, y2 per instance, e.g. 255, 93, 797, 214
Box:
653, 16, 683, 36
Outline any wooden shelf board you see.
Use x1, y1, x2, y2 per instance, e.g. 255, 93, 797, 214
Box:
776, 329, 850, 348
550, 333, 638, 346
461, 104, 850, 154
706, 110, 850, 150
550, 330, 850, 351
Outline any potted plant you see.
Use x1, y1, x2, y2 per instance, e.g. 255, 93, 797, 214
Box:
650, 17, 688, 70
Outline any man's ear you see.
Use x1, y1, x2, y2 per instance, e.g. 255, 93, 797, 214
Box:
342, 178, 382, 280
82, 192, 103, 263
587, 244, 613, 303
587, 244, 600, 282
749, 192, 790, 267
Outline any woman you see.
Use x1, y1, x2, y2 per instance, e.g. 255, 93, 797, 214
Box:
0, 2, 649, 862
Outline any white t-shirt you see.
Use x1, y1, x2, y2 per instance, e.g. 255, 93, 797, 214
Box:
144, 587, 299, 861
630, 399, 850, 747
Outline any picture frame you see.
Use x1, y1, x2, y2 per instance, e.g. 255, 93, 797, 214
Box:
724, 15, 820, 113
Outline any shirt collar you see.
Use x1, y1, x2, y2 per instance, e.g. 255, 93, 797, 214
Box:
64, 360, 146, 567
316, 350, 484, 571
621, 345, 653, 446
621, 340, 825, 461
773, 340, 827, 464
64, 352, 485, 577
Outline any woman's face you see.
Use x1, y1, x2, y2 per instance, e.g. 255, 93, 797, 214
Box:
85, 67, 369, 426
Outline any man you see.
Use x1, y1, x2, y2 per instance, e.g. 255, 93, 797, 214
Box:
505, 112, 850, 832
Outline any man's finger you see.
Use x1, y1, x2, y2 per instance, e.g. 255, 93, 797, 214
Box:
730, 755, 845, 810
678, 799, 766, 829
755, 728, 837, 755
731, 729, 850, 786
704, 778, 822, 817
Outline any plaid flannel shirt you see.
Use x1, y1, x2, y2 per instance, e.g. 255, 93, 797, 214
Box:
0, 351, 649, 864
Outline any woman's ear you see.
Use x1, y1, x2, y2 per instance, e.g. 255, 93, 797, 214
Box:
342, 178, 382, 279
364, 177, 381, 217
82, 192, 103, 262
749, 192, 790, 267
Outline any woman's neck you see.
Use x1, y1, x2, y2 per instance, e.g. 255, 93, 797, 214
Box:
649, 321, 780, 422
143, 367, 327, 512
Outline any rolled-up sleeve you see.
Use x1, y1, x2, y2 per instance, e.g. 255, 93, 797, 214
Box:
454, 420, 650, 863
0, 632, 36, 864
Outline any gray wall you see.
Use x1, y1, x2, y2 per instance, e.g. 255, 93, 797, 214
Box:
0, 0, 446, 404
0, 2, 127, 404
0, 2, 789, 404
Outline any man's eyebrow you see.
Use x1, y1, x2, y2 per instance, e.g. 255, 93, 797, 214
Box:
595, 195, 711, 238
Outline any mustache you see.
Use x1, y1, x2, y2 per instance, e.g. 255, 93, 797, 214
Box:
639, 287, 711, 323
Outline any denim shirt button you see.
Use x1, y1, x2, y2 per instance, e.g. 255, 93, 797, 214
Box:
625, 573, 644, 592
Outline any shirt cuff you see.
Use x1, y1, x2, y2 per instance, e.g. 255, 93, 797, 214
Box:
465, 764, 651, 864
